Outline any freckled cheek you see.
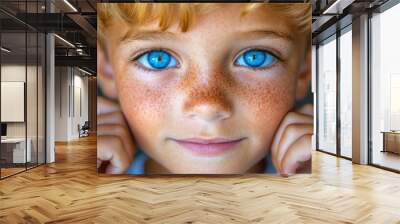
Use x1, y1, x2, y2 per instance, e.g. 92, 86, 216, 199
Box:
116, 79, 172, 139
239, 78, 296, 145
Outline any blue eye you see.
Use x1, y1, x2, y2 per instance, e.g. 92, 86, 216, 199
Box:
137, 50, 178, 70
234, 49, 276, 69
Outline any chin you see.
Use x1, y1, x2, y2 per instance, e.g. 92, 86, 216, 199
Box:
149, 139, 267, 174
164, 160, 250, 174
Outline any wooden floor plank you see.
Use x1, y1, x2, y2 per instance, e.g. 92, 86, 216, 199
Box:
0, 135, 399, 223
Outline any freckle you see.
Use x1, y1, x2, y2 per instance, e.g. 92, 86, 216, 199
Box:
119, 79, 168, 122
179, 66, 235, 113
235, 74, 296, 119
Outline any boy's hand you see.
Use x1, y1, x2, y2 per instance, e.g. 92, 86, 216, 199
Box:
270, 104, 313, 176
97, 96, 136, 174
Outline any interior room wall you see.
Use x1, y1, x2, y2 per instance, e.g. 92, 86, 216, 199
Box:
55, 66, 70, 141
54, 67, 89, 141
74, 70, 89, 139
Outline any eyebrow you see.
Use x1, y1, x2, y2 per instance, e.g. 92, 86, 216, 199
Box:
120, 30, 178, 43
239, 30, 294, 41
120, 29, 293, 43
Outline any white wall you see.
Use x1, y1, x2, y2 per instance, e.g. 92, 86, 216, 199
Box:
55, 66, 70, 141
54, 67, 89, 141
71, 73, 89, 138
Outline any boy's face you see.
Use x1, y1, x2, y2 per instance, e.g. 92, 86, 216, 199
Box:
104, 4, 309, 173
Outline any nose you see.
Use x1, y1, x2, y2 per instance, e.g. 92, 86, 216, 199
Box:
183, 84, 233, 123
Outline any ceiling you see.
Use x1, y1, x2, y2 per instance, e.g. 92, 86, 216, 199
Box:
311, 0, 391, 43
0, 0, 96, 74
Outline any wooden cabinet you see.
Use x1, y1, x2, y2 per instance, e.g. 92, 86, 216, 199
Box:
382, 132, 400, 154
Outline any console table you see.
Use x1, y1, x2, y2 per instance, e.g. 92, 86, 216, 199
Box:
0, 138, 32, 164
381, 131, 400, 155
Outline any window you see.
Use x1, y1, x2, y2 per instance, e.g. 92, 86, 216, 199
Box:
317, 35, 337, 154
370, 2, 400, 171
339, 27, 352, 158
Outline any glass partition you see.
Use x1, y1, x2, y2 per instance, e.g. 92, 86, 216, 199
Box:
317, 35, 337, 155
27, 31, 38, 169
38, 32, 45, 165
0, 1, 46, 179
1, 30, 28, 178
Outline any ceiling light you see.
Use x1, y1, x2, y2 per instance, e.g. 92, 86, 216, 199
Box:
63, 0, 78, 12
78, 67, 93, 76
323, 0, 355, 15
54, 34, 75, 48
1, 47, 11, 53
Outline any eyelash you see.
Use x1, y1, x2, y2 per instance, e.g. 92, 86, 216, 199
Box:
131, 48, 180, 72
233, 47, 281, 71
130, 47, 282, 72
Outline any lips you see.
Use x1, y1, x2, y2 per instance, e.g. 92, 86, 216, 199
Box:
171, 137, 245, 156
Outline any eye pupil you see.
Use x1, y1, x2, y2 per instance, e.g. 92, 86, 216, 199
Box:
244, 50, 266, 67
147, 51, 171, 69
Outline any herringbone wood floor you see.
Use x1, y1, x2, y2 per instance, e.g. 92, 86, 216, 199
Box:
0, 135, 399, 224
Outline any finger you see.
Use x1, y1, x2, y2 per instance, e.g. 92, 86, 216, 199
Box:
295, 104, 313, 117
98, 96, 120, 114
271, 112, 312, 168
97, 124, 136, 158
276, 123, 313, 172
280, 134, 312, 176
97, 111, 127, 127
98, 112, 136, 161
97, 135, 131, 174
271, 112, 313, 155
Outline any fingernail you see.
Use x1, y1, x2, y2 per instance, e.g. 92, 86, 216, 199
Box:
282, 166, 296, 176
280, 173, 290, 178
